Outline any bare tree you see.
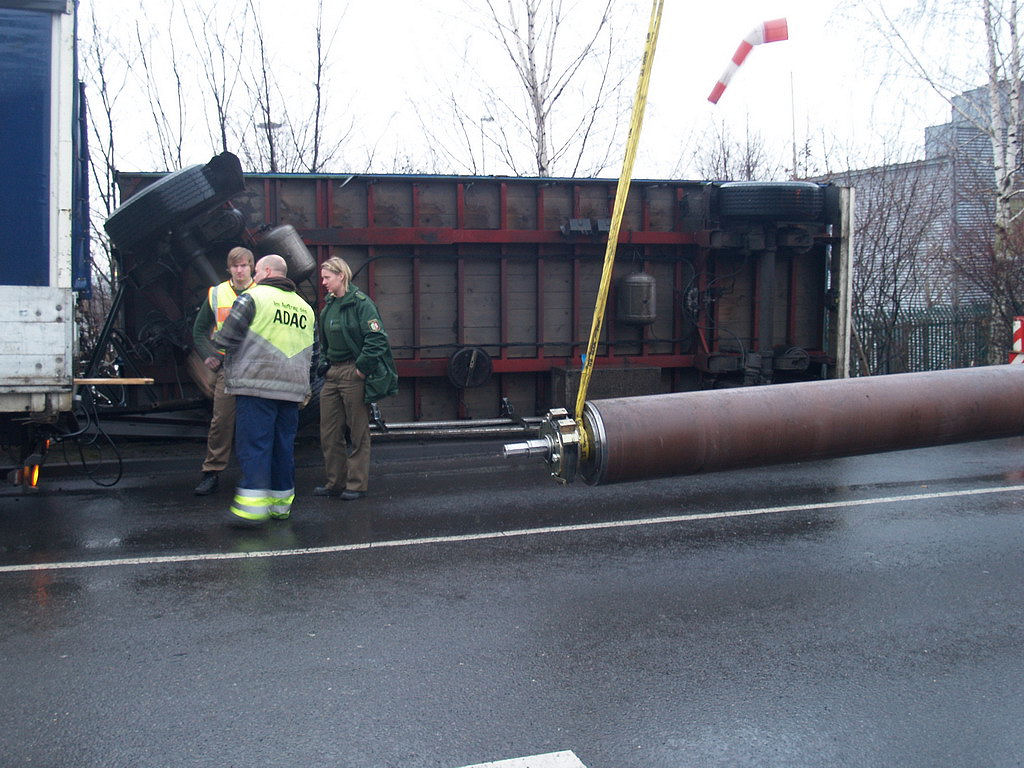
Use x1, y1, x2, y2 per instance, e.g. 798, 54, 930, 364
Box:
231, 0, 351, 173
822, 155, 952, 373
408, 93, 483, 175
290, 1, 350, 173
80, 0, 353, 179
184, 1, 249, 155
850, 0, 1024, 359
79, 3, 130, 358
132, 2, 187, 171
81, 4, 125, 240
244, 0, 281, 173
488, 0, 584, 174
949, 183, 1024, 326
412, 0, 634, 177
689, 117, 785, 181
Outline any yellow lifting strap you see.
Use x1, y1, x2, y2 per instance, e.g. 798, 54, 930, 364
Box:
573, 0, 665, 458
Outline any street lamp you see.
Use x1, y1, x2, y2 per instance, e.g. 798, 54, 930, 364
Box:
479, 116, 495, 175
258, 121, 284, 172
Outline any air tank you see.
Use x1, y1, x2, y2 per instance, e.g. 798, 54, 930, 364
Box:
255, 225, 317, 283
616, 272, 656, 325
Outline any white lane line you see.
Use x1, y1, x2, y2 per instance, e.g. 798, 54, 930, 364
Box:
3, 483, 1023, 575
458, 751, 586, 768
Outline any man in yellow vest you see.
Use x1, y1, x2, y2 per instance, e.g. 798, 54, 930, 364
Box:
214, 254, 315, 526
193, 246, 255, 495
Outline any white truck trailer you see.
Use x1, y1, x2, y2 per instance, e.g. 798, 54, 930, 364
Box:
0, 1, 83, 484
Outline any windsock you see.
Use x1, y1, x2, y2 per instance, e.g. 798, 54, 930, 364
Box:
708, 18, 789, 104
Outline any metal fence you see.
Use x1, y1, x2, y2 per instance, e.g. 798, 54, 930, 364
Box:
852, 303, 992, 376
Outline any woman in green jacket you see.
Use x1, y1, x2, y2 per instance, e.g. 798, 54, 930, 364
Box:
314, 257, 397, 500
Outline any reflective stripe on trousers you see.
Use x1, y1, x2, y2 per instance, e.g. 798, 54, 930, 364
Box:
229, 487, 295, 522
230, 488, 273, 521
268, 488, 295, 519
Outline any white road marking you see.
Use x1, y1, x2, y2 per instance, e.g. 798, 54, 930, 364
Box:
2, 483, 1023, 575
457, 751, 586, 768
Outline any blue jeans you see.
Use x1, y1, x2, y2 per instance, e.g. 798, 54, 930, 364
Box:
234, 395, 299, 493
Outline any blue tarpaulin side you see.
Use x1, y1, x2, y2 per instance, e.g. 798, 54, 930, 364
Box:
0, 7, 51, 287
0, 2, 68, 11
74, 80, 91, 297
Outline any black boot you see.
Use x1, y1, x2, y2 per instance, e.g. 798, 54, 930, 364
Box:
194, 471, 219, 496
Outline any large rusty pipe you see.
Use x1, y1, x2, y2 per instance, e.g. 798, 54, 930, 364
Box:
575, 366, 1024, 485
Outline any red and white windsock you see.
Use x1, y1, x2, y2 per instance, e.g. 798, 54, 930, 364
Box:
708, 18, 789, 104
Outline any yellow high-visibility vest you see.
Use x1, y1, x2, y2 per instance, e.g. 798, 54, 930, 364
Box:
208, 280, 253, 331
245, 285, 315, 359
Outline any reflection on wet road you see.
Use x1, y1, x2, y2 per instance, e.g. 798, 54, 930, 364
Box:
2, 437, 1024, 767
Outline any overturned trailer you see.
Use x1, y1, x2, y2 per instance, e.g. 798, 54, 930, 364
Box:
107, 164, 852, 427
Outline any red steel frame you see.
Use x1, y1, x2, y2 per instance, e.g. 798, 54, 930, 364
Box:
248, 176, 834, 384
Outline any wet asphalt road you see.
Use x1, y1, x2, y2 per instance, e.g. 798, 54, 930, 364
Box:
2, 435, 1024, 768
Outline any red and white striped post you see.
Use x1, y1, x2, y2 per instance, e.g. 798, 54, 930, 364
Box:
1010, 316, 1024, 364
708, 18, 789, 104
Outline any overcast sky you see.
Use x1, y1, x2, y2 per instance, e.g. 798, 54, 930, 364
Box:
80, 0, 959, 179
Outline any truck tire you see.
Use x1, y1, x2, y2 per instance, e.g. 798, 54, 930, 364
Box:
104, 152, 245, 251
718, 181, 824, 221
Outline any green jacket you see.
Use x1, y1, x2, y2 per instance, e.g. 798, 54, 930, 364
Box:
319, 285, 398, 403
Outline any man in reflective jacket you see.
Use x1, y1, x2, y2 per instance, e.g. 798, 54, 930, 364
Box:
192, 246, 255, 495
214, 254, 314, 526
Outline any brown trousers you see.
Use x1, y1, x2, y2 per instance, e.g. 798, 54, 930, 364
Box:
201, 368, 235, 473
319, 362, 371, 492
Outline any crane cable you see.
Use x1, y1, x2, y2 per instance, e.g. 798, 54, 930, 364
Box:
573, 0, 665, 459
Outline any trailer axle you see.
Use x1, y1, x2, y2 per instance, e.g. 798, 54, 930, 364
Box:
505, 366, 1024, 485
